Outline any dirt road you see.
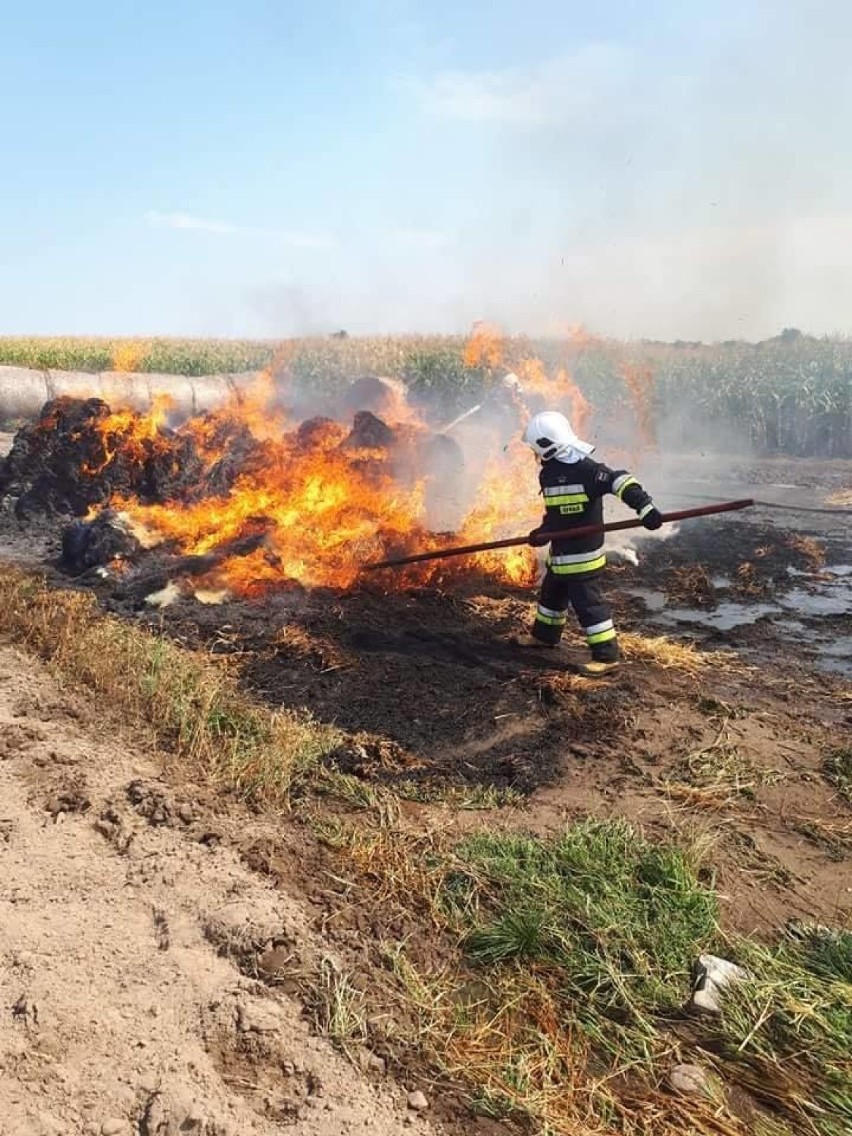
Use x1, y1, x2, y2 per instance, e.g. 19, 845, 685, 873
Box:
0, 641, 442, 1136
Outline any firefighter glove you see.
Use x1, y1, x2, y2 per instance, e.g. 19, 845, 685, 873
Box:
641, 506, 663, 530
527, 527, 551, 547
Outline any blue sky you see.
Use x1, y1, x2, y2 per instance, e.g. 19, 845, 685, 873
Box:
2, 0, 851, 340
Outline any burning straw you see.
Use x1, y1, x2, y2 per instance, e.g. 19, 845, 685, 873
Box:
0, 319, 689, 600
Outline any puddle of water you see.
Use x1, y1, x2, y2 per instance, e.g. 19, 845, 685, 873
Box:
624, 588, 667, 612
816, 652, 852, 678
779, 587, 852, 618
658, 601, 781, 631
773, 618, 807, 633
627, 564, 850, 637
821, 636, 852, 659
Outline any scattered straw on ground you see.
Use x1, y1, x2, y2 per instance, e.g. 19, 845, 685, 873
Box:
619, 632, 739, 675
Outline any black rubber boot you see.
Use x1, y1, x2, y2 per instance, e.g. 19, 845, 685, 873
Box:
576, 640, 620, 678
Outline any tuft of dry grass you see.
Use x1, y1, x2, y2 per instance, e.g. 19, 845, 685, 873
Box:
782, 533, 826, 573
619, 632, 738, 675
0, 565, 338, 801
823, 749, 852, 804
791, 815, 852, 860
664, 564, 717, 607
309, 957, 369, 1053
313, 813, 451, 922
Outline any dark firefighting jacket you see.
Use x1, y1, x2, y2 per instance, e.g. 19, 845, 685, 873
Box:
535, 456, 655, 577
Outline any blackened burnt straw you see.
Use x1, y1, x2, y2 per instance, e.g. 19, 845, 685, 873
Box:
363, 499, 755, 572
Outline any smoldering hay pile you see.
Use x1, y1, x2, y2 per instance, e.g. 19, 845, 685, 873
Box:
0, 373, 551, 601
0, 324, 668, 604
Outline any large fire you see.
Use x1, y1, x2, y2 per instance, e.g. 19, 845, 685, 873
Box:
104, 371, 541, 594
114, 403, 432, 593
32, 327, 653, 598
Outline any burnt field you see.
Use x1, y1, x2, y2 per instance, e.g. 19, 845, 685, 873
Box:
0, 393, 849, 832
7, 513, 848, 793
1, 386, 851, 1136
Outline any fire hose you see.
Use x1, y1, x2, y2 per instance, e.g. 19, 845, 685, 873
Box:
672, 492, 852, 518
364, 498, 754, 571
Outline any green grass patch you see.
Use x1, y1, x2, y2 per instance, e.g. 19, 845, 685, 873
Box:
824, 749, 852, 803
447, 821, 717, 1055
368, 819, 852, 1135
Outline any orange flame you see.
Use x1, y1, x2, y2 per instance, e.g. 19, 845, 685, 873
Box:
371, 377, 424, 427
70, 333, 666, 598
565, 324, 602, 353
82, 393, 176, 475
620, 361, 657, 462
463, 322, 506, 370
111, 340, 145, 373
458, 439, 540, 586
461, 323, 594, 438
514, 359, 592, 438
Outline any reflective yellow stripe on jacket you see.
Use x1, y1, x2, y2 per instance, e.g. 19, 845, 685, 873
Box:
612, 473, 638, 500
548, 550, 607, 575
543, 484, 590, 507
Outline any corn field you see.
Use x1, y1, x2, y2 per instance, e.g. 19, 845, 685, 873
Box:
0, 333, 850, 457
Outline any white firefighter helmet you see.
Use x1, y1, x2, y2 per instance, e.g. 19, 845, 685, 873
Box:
501, 372, 523, 392
522, 410, 595, 462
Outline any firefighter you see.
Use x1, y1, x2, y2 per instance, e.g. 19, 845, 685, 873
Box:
483, 372, 552, 438
467, 372, 527, 447
516, 410, 663, 677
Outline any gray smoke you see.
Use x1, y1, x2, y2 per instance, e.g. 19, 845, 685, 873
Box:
247, 2, 852, 343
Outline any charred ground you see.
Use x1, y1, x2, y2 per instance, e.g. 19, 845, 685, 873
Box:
0, 400, 849, 835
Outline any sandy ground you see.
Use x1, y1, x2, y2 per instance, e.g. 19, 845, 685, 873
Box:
0, 641, 442, 1136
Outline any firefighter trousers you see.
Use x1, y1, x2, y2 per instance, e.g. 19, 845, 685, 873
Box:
530, 570, 619, 659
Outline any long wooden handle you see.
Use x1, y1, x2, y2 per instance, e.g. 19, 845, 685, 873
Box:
362, 499, 754, 571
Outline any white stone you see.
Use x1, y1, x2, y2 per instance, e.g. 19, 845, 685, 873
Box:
668, 1063, 711, 1096
691, 953, 750, 1013
101, 1121, 129, 1136
407, 1091, 429, 1112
